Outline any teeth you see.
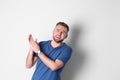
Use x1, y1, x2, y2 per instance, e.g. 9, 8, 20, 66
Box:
56, 36, 60, 38
57, 37, 60, 39
56, 36, 60, 39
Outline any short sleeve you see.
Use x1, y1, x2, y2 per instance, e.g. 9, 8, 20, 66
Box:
57, 47, 72, 64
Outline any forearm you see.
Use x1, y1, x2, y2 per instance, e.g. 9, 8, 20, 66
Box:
28, 35, 63, 70
26, 49, 36, 68
38, 52, 63, 71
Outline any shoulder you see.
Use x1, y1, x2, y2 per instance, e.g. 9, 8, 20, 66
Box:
62, 43, 72, 53
64, 43, 72, 51
38, 40, 51, 45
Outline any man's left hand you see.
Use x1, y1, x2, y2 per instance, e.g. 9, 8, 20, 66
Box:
28, 34, 40, 52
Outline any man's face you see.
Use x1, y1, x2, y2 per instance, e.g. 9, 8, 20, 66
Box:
53, 25, 68, 43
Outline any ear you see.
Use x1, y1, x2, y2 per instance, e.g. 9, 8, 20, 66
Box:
65, 34, 68, 39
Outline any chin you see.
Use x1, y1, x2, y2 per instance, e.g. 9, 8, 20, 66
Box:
54, 39, 63, 43
53, 36, 64, 43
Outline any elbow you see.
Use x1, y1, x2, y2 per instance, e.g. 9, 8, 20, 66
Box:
50, 66, 60, 71
25, 64, 32, 69
50, 63, 64, 71
26, 66, 32, 69
51, 67, 57, 71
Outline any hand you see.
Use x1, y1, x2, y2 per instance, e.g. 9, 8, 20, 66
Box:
28, 34, 40, 52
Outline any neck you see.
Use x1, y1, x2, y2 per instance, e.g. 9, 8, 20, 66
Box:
51, 40, 63, 48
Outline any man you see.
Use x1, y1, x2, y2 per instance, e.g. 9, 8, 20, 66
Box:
26, 22, 72, 80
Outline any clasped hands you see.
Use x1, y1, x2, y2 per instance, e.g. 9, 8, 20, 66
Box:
28, 34, 40, 53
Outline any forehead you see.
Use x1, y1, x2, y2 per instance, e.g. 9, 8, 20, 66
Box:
55, 25, 68, 32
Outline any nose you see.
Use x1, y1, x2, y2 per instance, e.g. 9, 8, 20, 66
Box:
57, 31, 62, 36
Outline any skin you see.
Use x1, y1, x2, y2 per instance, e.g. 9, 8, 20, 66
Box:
26, 25, 68, 71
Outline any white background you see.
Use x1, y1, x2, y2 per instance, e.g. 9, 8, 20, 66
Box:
0, 0, 120, 80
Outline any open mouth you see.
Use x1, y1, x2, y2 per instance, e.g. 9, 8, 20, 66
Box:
56, 36, 61, 40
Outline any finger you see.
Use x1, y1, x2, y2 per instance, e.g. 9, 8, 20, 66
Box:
28, 34, 34, 46
28, 34, 32, 41
29, 35, 35, 42
35, 38, 38, 42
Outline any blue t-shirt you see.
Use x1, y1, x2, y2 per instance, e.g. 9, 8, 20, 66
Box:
32, 40, 72, 80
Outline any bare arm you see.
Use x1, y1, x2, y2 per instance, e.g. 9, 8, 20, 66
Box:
29, 34, 64, 71
25, 34, 38, 69
25, 48, 37, 68
38, 52, 64, 71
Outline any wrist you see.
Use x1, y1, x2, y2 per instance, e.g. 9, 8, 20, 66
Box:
36, 50, 41, 55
